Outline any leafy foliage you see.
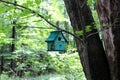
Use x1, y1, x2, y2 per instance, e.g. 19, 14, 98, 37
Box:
0, 52, 86, 80
0, 0, 86, 80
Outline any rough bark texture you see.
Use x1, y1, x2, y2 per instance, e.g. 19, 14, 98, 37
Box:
64, 0, 110, 80
96, 0, 120, 80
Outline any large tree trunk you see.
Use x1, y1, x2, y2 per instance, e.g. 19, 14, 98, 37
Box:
96, 0, 120, 80
64, 0, 110, 80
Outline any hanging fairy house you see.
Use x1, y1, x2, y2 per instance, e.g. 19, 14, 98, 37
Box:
45, 30, 68, 51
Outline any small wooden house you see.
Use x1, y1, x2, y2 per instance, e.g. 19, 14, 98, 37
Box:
45, 31, 68, 51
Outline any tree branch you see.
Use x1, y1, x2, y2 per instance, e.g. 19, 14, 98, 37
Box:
0, 0, 82, 41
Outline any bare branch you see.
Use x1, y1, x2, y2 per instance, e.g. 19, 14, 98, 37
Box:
86, 31, 99, 38
0, 0, 82, 41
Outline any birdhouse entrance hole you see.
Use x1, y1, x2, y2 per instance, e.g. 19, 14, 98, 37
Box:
58, 37, 61, 41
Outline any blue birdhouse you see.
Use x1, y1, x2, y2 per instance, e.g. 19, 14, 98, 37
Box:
45, 30, 68, 51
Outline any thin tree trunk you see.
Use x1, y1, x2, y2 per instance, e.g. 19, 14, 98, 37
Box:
64, 0, 110, 80
0, 56, 4, 74
96, 0, 120, 80
10, 21, 16, 71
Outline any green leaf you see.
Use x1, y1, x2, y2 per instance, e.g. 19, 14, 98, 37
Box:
44, 14, 52, 19
22, 3, 28, 7
27, 1, 34, 6
6, 6, 14, 11
19, 9, 31, 17
35, 0, 42, 5
75, 30, 83, 36
34, 10, 39, 16
87, 0, 93, 6
85, 25, 92, 32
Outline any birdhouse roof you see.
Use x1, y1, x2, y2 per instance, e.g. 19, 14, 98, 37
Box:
45, 30, 68, 42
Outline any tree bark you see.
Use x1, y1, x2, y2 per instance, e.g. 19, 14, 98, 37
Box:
96, 0, 120, 80
64, 0, 110, 80
10, 21, 16, 73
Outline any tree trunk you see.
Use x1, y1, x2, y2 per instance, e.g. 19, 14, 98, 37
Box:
64, 0, 110, 80
10, 26, 15, 69
96, 0, 120, 80
10, 20, 16, 76
0, 56, 4, 74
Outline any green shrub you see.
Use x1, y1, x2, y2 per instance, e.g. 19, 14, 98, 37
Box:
47, 52, 86, 80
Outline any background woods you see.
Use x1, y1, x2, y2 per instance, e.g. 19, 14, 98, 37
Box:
0, 0, 85, 80
0, 0, 120, 80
